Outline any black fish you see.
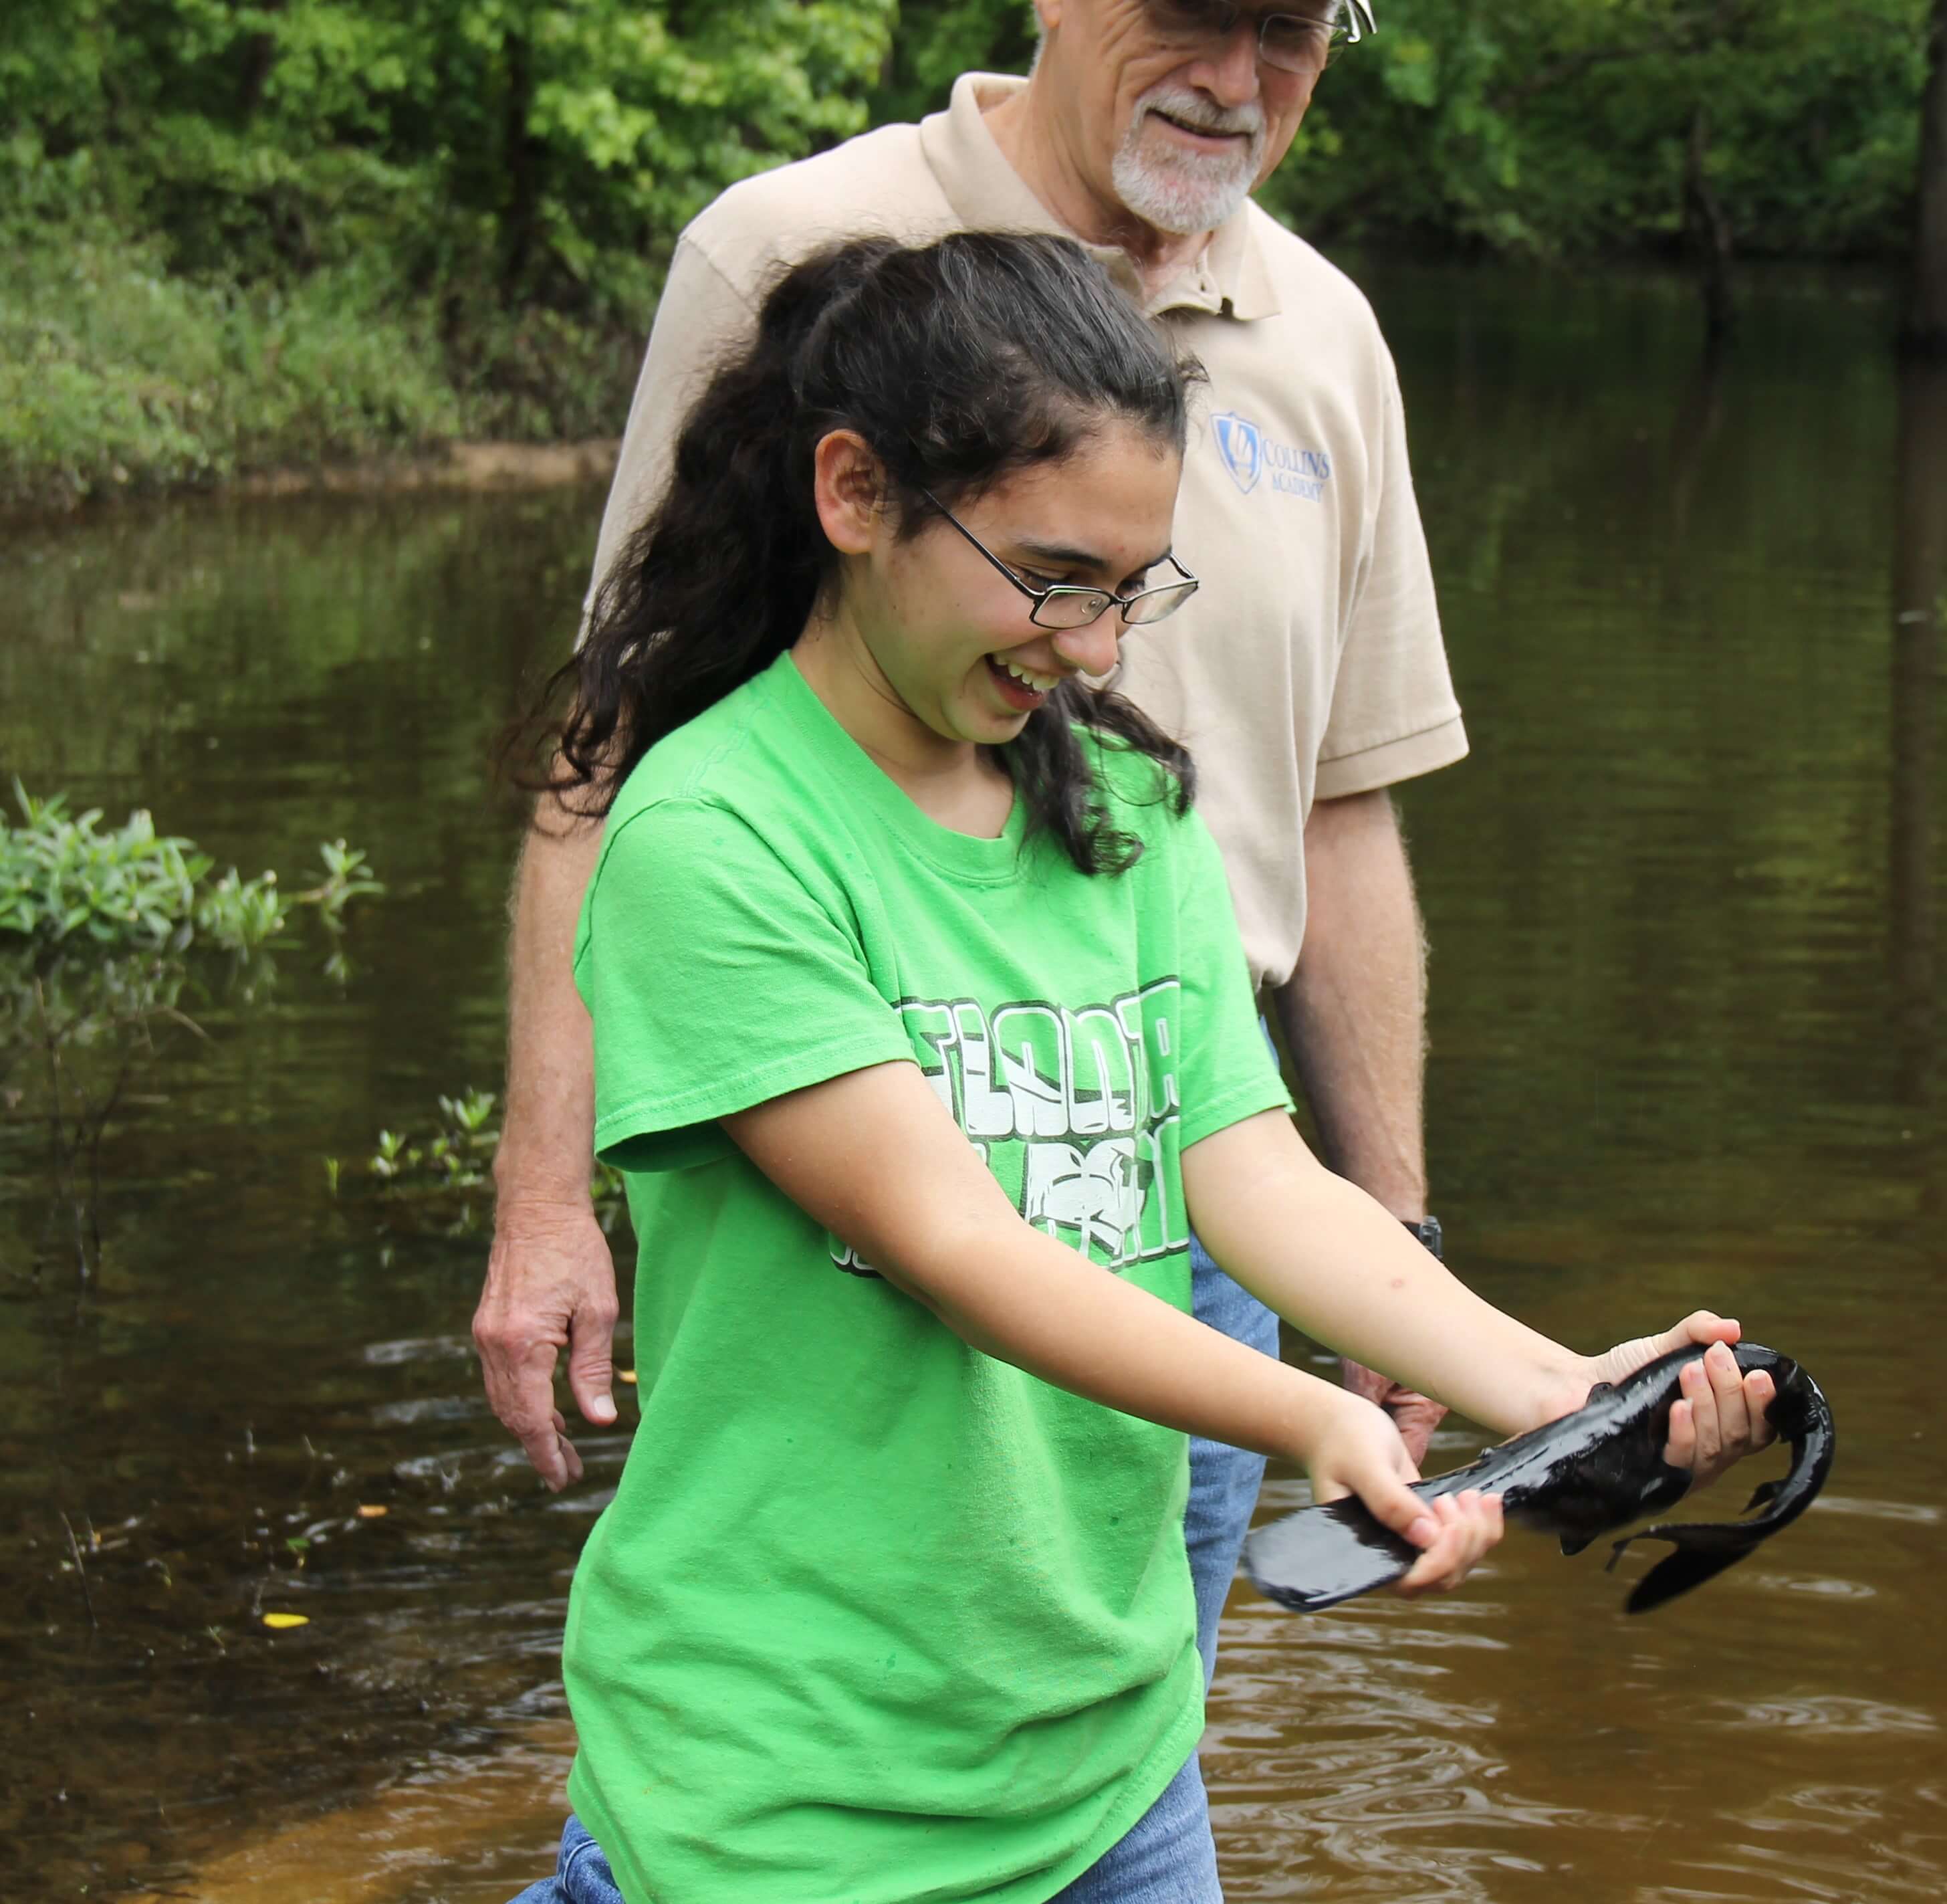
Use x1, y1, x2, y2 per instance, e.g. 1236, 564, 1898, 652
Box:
1242, 1342, 1834, 1616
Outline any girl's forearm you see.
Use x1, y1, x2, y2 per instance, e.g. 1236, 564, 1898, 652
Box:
727, 1065, 1375, 1463
891, 1208, 1356, 1463
1185, 1113, 1592, 1438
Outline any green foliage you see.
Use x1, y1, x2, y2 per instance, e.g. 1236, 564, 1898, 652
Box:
193, 869, 287, 952
1, 786, 209, 950
0, 782, 381, 954
298, 841, 386, 932
2, 0, 894, 294
1, 786, 388, 1273
349, 1088, 627, 1235
0, 0, 899, 506
0, 219, 463, 506
873, 0, 1039, 124
0, 0, 1934, 506
1268, 0, 1932, 259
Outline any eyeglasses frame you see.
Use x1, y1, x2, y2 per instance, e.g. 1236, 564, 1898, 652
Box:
1143, 0, 1376, 74
921, 491, 1201, 631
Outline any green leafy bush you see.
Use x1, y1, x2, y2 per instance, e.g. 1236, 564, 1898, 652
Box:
0, 786, 209, 949
0, 782, 382, 953
0, 0, 901, 506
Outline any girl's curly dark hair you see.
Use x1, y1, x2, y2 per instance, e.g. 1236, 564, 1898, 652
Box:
518, 230, 1203, 874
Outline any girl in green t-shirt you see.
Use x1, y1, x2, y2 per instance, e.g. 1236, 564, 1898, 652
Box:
506, 233, 1775, 1904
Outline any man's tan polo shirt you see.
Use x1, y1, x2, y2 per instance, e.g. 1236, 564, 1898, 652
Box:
588, 73, 1466, 994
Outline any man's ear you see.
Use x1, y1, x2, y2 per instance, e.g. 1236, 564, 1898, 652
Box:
812, 429, 886, 556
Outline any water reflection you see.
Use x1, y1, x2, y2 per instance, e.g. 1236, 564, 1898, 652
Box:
5, 269, 1946, 1901
1892, 357, 1947, 1106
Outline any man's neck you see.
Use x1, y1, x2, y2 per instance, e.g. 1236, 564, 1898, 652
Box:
984, 84, 1211, 302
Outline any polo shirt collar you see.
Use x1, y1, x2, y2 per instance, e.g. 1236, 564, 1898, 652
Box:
918, 72, 1282, 324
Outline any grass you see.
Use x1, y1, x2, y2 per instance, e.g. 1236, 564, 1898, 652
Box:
0, 215, 647, 512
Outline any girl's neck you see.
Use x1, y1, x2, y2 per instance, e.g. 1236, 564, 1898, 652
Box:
790, 621, 1014, 839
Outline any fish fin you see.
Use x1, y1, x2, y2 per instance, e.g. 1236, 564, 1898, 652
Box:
1622, 1540, 1752, 1614
1559, 1531, 1598, 1558
1744, 1479, 1782, 1513
1609, 1523, 1760, 1612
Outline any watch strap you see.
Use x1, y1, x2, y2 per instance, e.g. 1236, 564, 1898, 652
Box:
1402, 1215, 1443, 1261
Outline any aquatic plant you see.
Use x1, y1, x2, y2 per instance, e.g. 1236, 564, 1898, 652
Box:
1, 782, 384, 954
336, 1088, 627, 1237
0, 785, 207, 950
1, 784, 387, 1277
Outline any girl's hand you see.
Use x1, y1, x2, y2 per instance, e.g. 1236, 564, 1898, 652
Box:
1308, 1393, 1506, 1598
1581, 1312, 1778, 1489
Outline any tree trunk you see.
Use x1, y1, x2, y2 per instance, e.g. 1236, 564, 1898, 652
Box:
501, 29, 541, 294
1906, 0, 1947, 353
1684, 106, 1736, 346
236, 0, 286, 120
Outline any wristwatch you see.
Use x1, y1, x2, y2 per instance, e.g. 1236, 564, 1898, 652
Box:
1402, 1216, 1444, 1261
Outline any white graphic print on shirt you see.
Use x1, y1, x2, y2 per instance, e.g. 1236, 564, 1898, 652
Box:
828, 980, 1189, 1276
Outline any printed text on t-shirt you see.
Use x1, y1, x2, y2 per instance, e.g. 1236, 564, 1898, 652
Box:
827, 982, 1189, 1276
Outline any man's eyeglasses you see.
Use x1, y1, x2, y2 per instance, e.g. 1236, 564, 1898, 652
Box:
1143, 0, 1374, 75
923, 493, 1199, 631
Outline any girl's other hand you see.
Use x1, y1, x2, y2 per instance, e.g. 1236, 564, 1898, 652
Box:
1583, 1313, 1779, 1489
1308, 1394, 1506, 1598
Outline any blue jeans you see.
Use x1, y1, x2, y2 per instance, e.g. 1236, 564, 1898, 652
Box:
1185, 1234, 1279, 1686
509, 1253, 1274, 1903
509, 1752, 1220, 1903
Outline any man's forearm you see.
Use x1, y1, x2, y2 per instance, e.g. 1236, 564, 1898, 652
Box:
477, 804, 619, 1483
496, 809, 607, 1206
1273, 788, 1428, 1221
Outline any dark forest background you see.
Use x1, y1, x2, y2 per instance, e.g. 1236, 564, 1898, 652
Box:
5, 0, 1944, 508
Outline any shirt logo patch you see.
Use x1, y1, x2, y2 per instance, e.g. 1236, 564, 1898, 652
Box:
1214, 411, 1262, 494
1213, 410, 1333, 503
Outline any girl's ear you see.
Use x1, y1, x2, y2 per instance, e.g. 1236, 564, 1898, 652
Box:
812, 429, 888, 556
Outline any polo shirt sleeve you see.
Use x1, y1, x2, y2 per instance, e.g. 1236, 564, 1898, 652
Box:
582, 236, 760, 635
1169, 808, 1295, 1151
1313, 350, 1469, 801
574, 799, 913, 1173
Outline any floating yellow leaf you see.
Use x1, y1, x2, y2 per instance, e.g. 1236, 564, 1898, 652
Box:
618, 1370, 639, 1386
261, 1612, 310, 1630
356, 1504, 388, 1519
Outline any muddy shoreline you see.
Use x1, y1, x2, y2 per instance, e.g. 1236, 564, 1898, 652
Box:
1, 439, 622, 527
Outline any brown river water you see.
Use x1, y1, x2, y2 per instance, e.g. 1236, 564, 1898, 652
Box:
3, 263, 1944, 1901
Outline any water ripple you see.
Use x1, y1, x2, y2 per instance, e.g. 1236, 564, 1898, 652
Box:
1702, 1695, 1937, 1735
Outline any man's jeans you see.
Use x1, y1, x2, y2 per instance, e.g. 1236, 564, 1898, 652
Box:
509, 1750, 1222, 1904
507, 1253, 1275, 1903
1185, 1234, 1279, 1686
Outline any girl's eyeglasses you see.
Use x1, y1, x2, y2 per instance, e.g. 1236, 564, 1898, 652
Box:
923, 493, 1200, 631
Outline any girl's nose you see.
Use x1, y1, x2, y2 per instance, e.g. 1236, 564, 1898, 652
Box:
1051, 615, 1122, 678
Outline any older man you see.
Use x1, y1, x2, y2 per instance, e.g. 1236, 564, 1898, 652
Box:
477, 0, 1459, 1695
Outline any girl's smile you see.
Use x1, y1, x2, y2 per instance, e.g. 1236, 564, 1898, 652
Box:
796, 418, 1186, 805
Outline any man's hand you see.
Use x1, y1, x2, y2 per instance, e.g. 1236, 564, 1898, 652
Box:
473, 1196, 620, 1490
1341, 1358, 1447, 1465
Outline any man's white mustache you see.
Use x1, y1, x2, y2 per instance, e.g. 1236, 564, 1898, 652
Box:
1137, 87, 1266, 140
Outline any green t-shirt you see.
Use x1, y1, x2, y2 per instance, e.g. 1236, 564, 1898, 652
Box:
564, 652, 1291, 1904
